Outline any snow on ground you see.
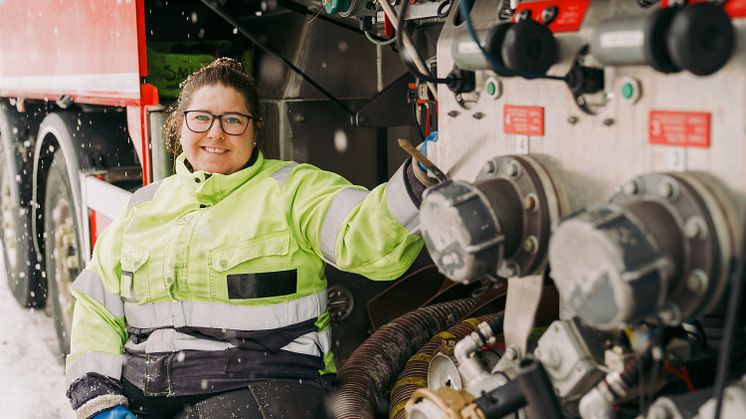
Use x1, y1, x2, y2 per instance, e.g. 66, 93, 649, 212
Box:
0, 245, 74, 419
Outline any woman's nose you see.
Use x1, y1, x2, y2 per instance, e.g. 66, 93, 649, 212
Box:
207, 118, 226, 139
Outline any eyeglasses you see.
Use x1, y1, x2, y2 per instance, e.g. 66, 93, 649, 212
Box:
183, 110, 254, 135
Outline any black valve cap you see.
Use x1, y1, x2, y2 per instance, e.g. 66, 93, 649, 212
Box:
485, 23, 514, 77
566, 65, 604, 96
501, 19, 557, 74
447, 68, 476, 94
643, 7, 681, 74
666, 3, 735, 76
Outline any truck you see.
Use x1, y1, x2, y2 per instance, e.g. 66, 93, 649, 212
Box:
2, 0, 746, 417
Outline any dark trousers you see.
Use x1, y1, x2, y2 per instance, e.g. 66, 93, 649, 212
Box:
123, 379, 330, 419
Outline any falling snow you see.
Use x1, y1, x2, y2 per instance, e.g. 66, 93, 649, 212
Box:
0, 245, 73, 418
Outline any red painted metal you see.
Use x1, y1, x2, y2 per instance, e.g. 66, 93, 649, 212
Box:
90, 208, 114, 249
0, 0, 142, 105
126, 83, 160, 185
0, 0, 159, 193
649, 110, 711, 148
89, 208, 97, 248
383, 10, 395, 39
513, 0, 590, 33
136, 0, 149, 77
0, 0, 160, 185
503, 105, 545, 136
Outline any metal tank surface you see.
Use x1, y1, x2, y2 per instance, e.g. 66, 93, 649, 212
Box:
324, 0, 746, 417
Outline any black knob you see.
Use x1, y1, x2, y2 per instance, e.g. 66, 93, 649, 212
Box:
485, 23, 514, 76
501, 19, 557, 74
643, 7, 681, 74
566, 64, 605, 96
666, 3, 735, 76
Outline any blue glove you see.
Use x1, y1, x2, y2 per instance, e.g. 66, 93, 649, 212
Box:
417, 131, 439, 172
93, 405, 136, 419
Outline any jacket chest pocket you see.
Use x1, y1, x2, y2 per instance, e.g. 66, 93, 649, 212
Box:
208, 231, 294, 301
120, 244, 151, 302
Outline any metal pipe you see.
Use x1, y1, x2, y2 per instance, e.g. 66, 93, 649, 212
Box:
454, 314, 504, 387
377, 0, 437, 97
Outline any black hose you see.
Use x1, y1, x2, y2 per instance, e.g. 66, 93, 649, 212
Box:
620, 344, 657, 390
476, 379, 526, 418
331, 298, 477, 419
514, 359, 563, 419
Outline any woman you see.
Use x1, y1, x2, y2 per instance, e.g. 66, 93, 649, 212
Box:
64, 58, 435, 419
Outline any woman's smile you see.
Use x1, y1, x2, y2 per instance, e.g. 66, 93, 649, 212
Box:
201, 146, 229, 154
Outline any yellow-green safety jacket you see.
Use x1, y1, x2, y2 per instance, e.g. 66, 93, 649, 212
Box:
65, 152, 424, 416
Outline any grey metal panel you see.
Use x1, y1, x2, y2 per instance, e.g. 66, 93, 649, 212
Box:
258, 101, 283, 159
252, 15, 384, 100
286, 99, 380, 189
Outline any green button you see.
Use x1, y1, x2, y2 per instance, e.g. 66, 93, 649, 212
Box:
486, 81, 496, 96
323, 0, 351, 14
621, 82, 634, 100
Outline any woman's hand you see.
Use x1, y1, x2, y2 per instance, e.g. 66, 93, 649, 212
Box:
92, 405, 136, 419
413, 131, 440, 187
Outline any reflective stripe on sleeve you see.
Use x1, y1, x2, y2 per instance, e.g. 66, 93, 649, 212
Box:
66, 352, 124, 387
385, 162, 419, 232
72, 269, 124, 318
319, 187, 369, 264
127, 181, 160, 210
124, 290, 327, 331
270, 163, 299, 189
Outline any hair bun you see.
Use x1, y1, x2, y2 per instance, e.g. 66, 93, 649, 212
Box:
207, 57, 244, 73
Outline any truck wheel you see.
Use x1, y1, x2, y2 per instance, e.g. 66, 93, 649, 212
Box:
0, 135, 43, 307
44, 150, 83, 356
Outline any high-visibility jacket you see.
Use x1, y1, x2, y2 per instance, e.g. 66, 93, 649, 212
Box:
65, 152, 423, 415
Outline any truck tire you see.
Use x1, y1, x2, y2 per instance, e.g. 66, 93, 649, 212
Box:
44, 150, 83, 356
0, 131, 44, 307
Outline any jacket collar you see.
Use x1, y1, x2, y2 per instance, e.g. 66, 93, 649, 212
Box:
175, 150, 265, 205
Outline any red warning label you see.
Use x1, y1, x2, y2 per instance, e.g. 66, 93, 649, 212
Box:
649, 111, 711, 148
504, 105, 545, 136
513, 0, 591, 32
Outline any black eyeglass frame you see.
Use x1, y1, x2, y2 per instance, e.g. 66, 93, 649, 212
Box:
183, 110, 255, 135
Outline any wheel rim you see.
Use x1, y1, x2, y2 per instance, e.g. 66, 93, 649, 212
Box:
0, 155, 18, 273
51, 196, 79, 334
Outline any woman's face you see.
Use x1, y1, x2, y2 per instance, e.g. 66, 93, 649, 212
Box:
180, 84, 256, 175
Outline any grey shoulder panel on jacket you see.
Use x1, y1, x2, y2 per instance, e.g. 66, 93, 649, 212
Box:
127, 181, 161, 210
269, 163, 299, 189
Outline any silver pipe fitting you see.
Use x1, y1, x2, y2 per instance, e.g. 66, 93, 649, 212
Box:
377, 0, 438, 97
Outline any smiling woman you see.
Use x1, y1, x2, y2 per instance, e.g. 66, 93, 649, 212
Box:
64, 57, 437, 419
165, 59, 262, 175
178, 84, 257, 175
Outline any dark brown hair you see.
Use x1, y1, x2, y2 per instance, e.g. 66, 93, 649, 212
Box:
164, 57, 263, 157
